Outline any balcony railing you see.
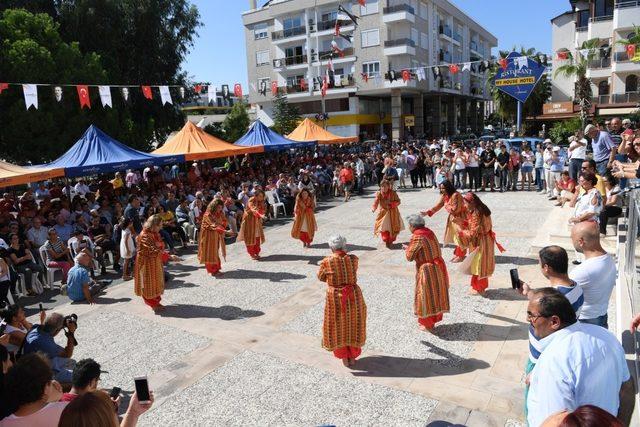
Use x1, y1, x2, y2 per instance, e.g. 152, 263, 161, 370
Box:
613, 92, 640, 104
384, 38, 416, 48
316, 47, 355, 60
317, 19, 353, 31
588, 57, 611, 68
285, 84, 307, 94
383, 4, 415, 15
439, 51, 452, 63
271, 26, 306, 40
439, 25, 452, 38
273, 54, 308, 68
593, 94, 612, 105
589, 15, 613, 22
453, 32, 462, 43
614, 51, 632, 62
312, 74, 356, 90
615, 0, 640, 9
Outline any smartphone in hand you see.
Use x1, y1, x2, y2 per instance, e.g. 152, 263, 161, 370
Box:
134, 376, 151, 403
510, 268, 522, 290
109, 386, 121, 399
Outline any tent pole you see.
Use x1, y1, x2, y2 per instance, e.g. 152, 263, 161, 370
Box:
65, 177, 71, 200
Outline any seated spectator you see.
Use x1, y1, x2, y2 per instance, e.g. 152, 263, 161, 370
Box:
553, 171, 576, 207
73, 179, 90, 197
44, 228, 73, 285
35, 183, 50, 200
175, 198, 193, 240
58, 390, 153, 427
526, 288, 634, 427
0, 304, 41, 357
26, 217, 49, 256
61, 359, 113, 404
569, 173, 602, 225
6, 233, 44, 296
23, 312, 77, 383
1, 353, 66, 427
157, 205, 187, 248
599, 173, 623, 236
541, 405, 623, 427
87, 214, 120, 274
53, 215, 73, 244
65, 253, 103, 304
0, 252, 13, 307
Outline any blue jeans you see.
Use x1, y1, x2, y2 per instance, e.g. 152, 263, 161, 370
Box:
569, 158, 583, 181
595, 159, 609, 176
535, 167, 544, 191
579, 314, 608, 329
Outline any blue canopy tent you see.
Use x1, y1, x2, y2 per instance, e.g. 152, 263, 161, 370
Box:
37, 125, 185, 178
234, 120, 316, 152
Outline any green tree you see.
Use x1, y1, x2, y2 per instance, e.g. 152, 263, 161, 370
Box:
272, 91, 302, 135
222, 102, 250, 142
488, 47, 551, 129
0, 9, 111, 163
548, 117, 582, 144
554, 38, 601, 127
203, 122, 226, 140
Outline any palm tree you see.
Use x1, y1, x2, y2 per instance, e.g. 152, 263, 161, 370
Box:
488, 46, 551, 130
616, 25, 640, 62
553, 38, 601, 127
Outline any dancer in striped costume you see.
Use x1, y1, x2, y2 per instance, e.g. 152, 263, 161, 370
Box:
198, 199, 234, 276
458, 192, 505, 295
404, 214, 450, 331
134, 215, 170, 313
372, 179, 404, 248
237, 190, 266, 260
291, 189, 317, 248
318, 235, 367, 367
423, 180, 467, 262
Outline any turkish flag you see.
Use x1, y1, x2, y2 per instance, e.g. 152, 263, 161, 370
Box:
361, 73, 369, 83
402, 70, 411, 81
194, 84, 202, 94
271, 81, 278, 96
556, 51, 568, 60
358, 0, 366, 5
0, 83, 8, 94
627, 44, 636, 59
497, 58, 508, 70
321, 76, 328, 97
141, 86, 153, 100
299, 78, 307, 91
449, 64, 460, 74
76, 85, 91, 109
234, 83, 243, 98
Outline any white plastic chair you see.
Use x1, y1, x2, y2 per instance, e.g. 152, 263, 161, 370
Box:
265, 191, 286, 218
39, 245, 61, 288
6, 290, 14, 305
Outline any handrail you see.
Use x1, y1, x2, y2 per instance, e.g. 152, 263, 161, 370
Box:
383, 4, 415, 15
272, 26, 306, 40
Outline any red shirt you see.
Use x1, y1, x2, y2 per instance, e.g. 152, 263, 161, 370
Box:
61, 393, 78, 402
339, 168, 354, 184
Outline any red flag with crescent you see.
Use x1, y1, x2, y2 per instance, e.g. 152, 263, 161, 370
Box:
299, 78, 307, 91
449, 64, 460, 74
234, 83, 243, 98
194, 84, 202, 94
402, 70, 411, 81
627, 44, 636, 59
271, 81, 278, 96
76, 85, 91, 109
141, 86, 153, 100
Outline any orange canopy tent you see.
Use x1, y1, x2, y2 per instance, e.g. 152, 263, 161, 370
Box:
152, 121, 262, 161
287, 118, 358, 145
0, 161, 64, 188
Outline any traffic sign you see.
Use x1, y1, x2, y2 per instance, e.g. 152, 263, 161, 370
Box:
492, 52, 545, 104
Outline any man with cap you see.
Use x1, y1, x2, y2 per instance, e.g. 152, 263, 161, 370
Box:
585, 124, 615, 176
547, 146, 564, 200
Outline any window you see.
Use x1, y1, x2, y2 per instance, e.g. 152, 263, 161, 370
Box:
283, 16, 302, 30
362, 61, 380, 77
256, 50, 270, 66
418, 1, 427, 19
254, 23, 268, 40
421, 32, 428, 49
598, 80, 610, 95
361, 29, 380, 47
285, 46, 303, 58
594, 0, 614, 17
411, 28, 419, 45
626, 75, 638, 93
286, 75, 305, 87
577, 10, 589, 28
360, 0, 379, 16
321, 11, 337, 22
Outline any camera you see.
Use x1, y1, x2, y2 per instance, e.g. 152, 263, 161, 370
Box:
63, 314, 78, 346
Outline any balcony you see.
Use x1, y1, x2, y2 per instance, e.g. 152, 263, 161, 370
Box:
439, 25, 452, 39
612, 52, 640, 72
614, 1, 640, 29
316, 19, 354, 35
614, 51, 632, 62
613, 92, 640, 104
453, 32, 462, 45
439, 50, 452, 63
272, 55, 308, 70
589, 16, 613, 39
312, 74, 356, 92
588, 57, 611, 68
382, 4, 415, 23
315, 47, 355, 62
271, 26, 306, 42
587, 57, 612, 78
470, 41, 484, 57
285, 84, 308, 94
383, 38, 416, 56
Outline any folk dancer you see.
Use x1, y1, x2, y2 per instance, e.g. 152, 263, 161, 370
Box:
237, 189, 266, 260
291, 189, 317, 248
458, 192, 505, 295
423, 179, 467, 262
134, 215, 172, 313
318, 235, 367, 367
372, 179, 404, 248
404, 214, 450, 331
198, 200, 235, 276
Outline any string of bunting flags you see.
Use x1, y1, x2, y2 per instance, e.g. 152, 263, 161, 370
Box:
0, 82, 245, 110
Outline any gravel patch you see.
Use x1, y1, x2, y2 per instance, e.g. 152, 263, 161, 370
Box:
140, 351, 438, 426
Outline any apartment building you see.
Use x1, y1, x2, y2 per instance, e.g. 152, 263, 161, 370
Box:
551, 0, 640, 118
242, 0, 496, 139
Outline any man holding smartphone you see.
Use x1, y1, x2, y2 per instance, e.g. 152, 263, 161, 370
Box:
60, 358, 120, 410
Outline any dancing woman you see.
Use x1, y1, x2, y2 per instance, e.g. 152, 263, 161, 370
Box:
404, 214, 450, 331
458, 192, 505, 295
423, 179, 467, 262
372, 179, 404, 248
291, 189, 317, 248
237, 189, 267, 260
198, 199, 235, 276
134, 215, 171, 313
318, 235, 367, 368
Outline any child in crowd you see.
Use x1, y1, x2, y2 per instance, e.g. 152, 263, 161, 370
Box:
119, 217, 136, 281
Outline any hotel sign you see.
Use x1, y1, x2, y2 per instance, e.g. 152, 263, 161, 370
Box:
492, 52, 546, 103
543, 102, 574, 115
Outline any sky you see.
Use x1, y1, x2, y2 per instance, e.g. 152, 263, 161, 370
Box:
183, 0, 569, 88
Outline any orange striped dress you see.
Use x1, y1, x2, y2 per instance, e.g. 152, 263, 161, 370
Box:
198, 210, 227, 266
431, 192, 466, 246
134, 230, 165, 300
460, 212, 497, 279
318, 252, 367, 352
291, 197, 317, 243
405, 227, 450, 319
237, 196, 266, 246
372, 189, 404, 238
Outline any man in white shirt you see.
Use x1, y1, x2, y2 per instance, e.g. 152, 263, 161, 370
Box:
73, 179, 90, 196
526, 287, 634, 427
569, 221, 616, 328
27, 217, 49, 248
567, 131, 587, 180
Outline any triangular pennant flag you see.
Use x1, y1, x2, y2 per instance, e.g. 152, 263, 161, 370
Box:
141, 85, 153, 100
331, 40, 344, 57
22, 84, 38, 110
159, 85, 173, 105
470, 64, 477, 73
402, 70, 411, 82
449, 64, 459, 74
338, 5, 359, 26
627, 44, 637, 59
498, 58, 508, 70
416, 68, 426, 81
432, 67, 441, 80
299, 78, 307, 91
339, 33, 353, 44
579, 48, 590, 58
461, 63, 471, 72
271, 81, 278, 96
327, 57, 334, 72
76, 85, 91, 109
207, 85, 217, 104
321, 76, 328, 97
334, 20, 341, 36
234, 83, 243, 98
360, 72, 369, 83
98, 86, 112, 108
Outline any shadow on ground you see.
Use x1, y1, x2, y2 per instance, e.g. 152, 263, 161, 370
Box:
158, 303, 264, 320
310, 242, 377, 251
260, 254, 324, 265
218, 269, 307, 282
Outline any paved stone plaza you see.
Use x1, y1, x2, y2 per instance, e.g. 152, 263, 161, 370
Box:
48, 188, 553, 426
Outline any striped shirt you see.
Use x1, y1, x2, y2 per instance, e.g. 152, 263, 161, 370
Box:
528, 282, 584, 364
